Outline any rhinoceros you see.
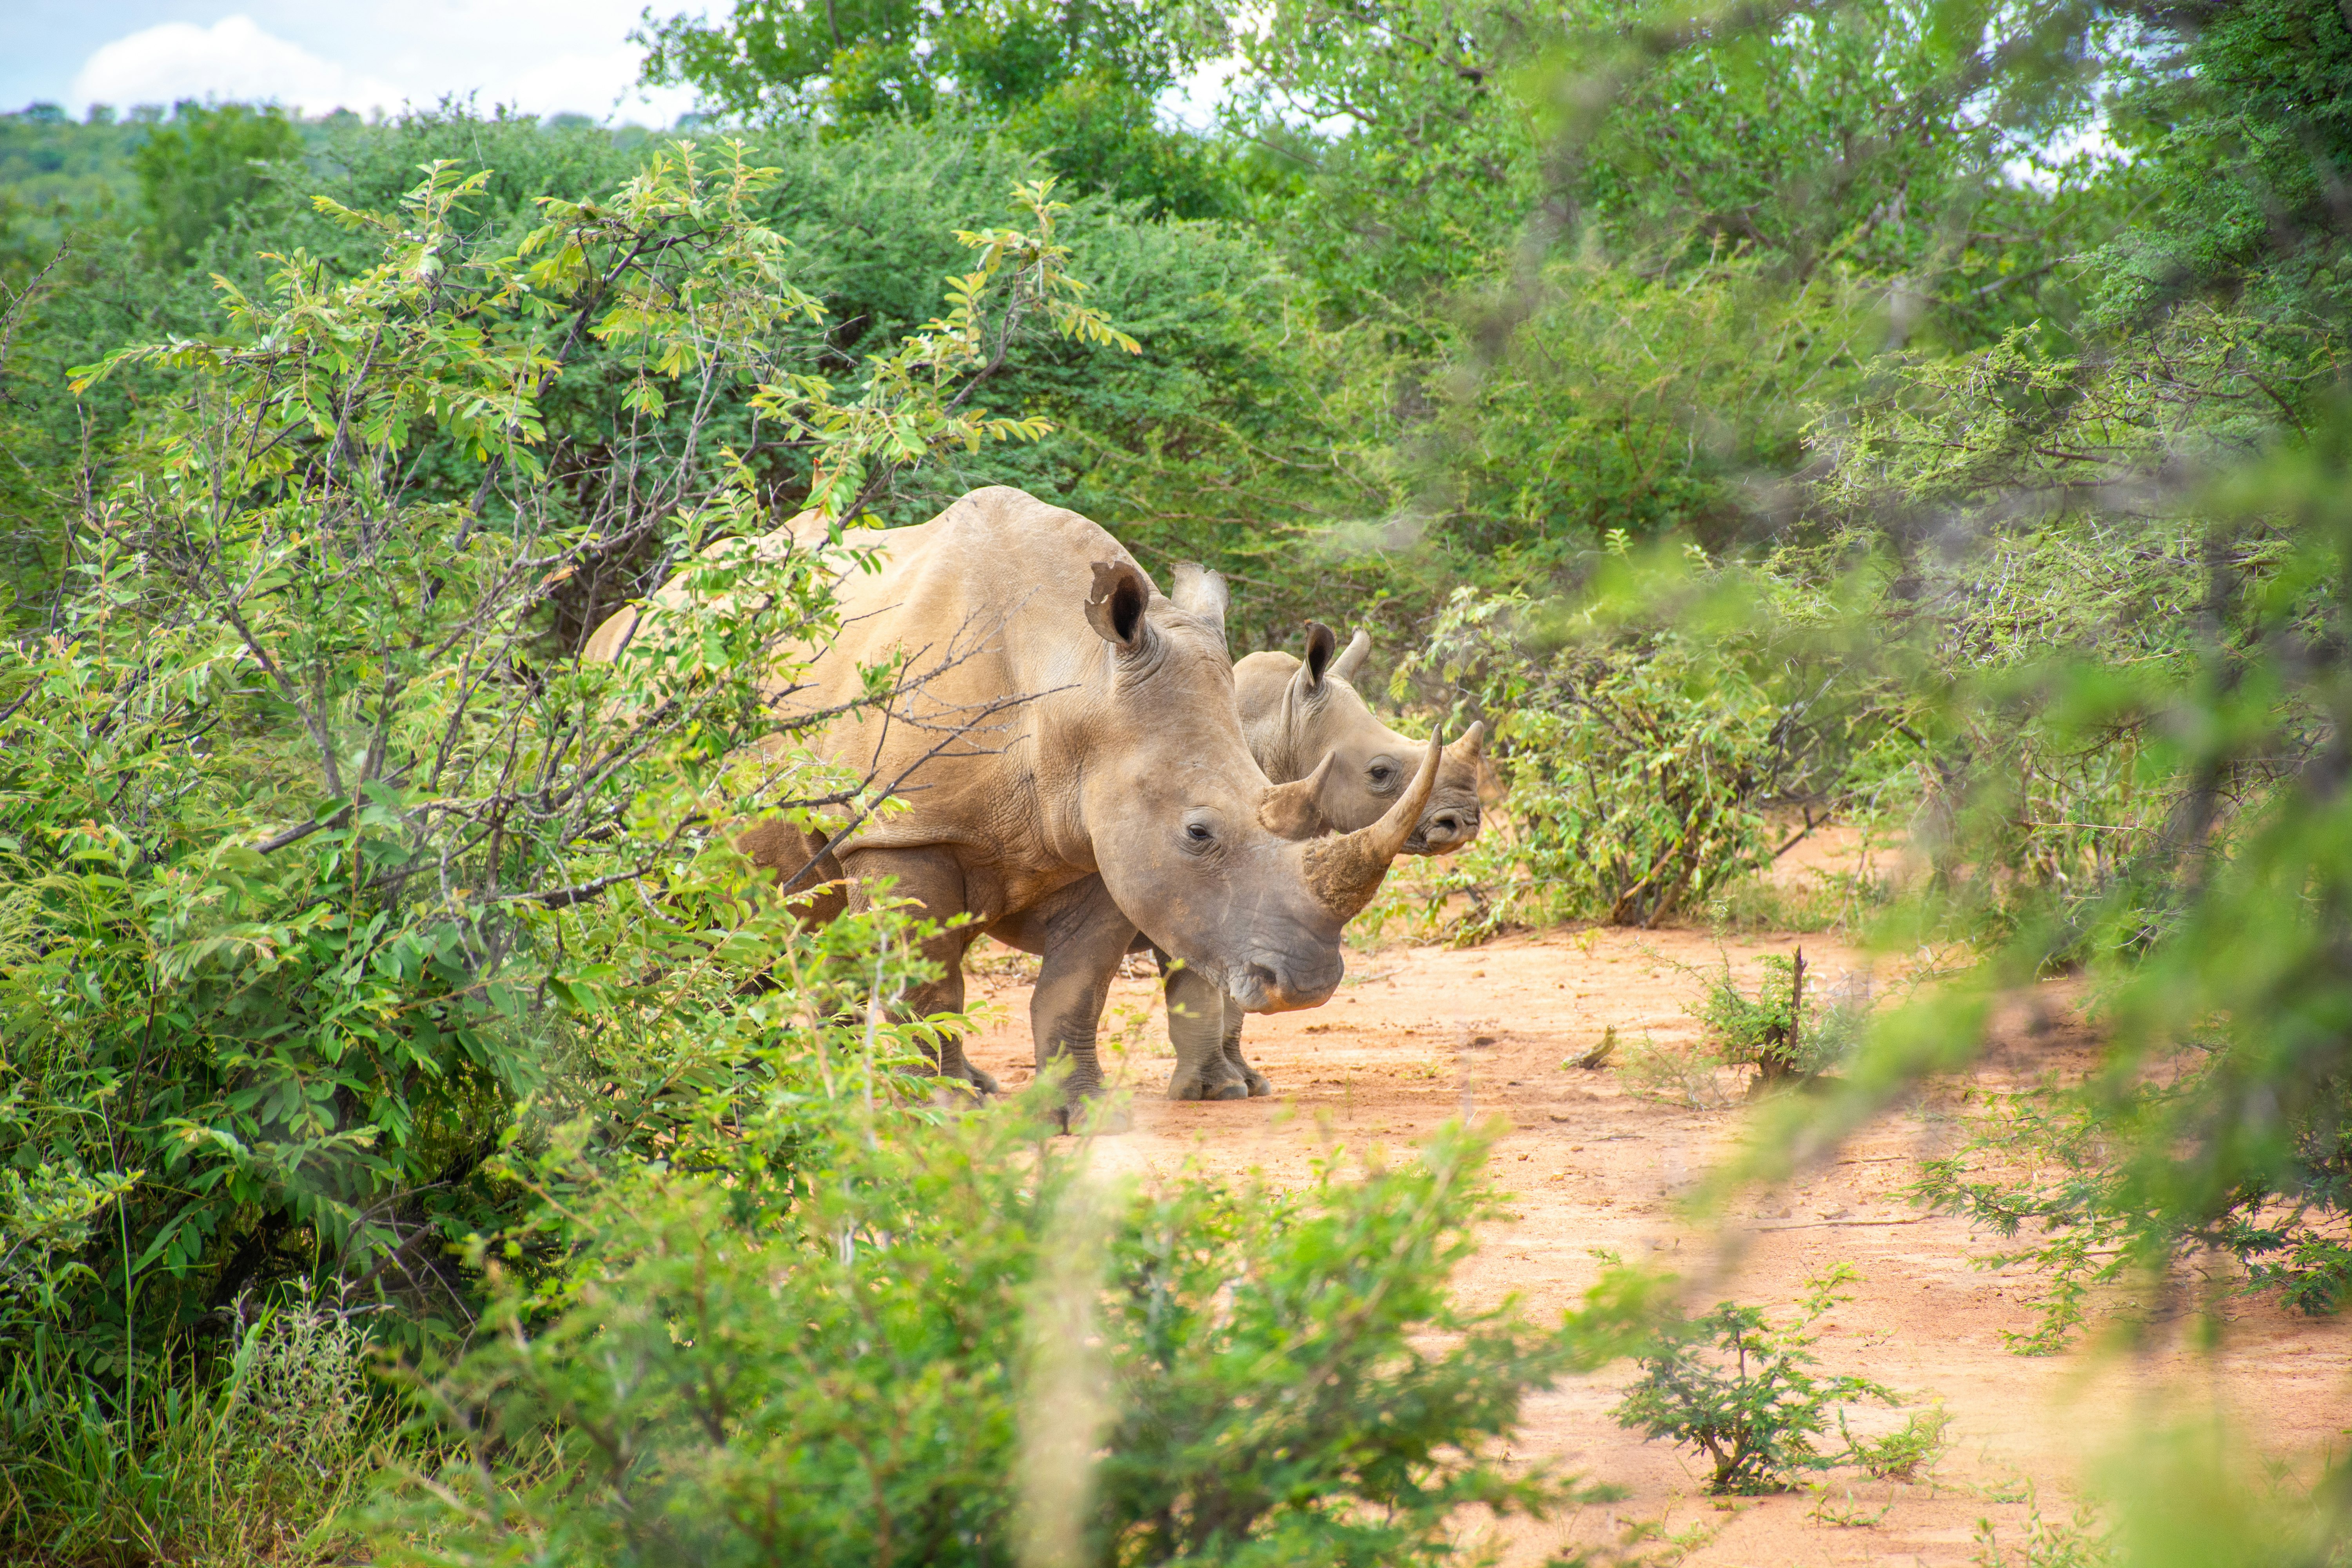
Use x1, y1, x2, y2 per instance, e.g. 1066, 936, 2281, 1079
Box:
580, 486, 1438, 1116
988, 622, 1492, 1100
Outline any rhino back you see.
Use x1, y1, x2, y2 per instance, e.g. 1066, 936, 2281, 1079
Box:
771, 487, 1141, 875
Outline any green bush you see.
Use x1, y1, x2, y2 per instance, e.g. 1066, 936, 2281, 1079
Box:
0, 131, 1116, 1434
1695, 949, 1868, 1087
1387, 586, 1788, 936
1843, 1403, 1951, 1483
130, 103, 304, 264
370, 1103, 1657, 1568
1613, 1265, 1899, 1495
1911, 1074, 2352, 1356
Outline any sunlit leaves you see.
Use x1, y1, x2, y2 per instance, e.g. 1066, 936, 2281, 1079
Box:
2, 138, 1127, 1364
752, 174, 1137, 522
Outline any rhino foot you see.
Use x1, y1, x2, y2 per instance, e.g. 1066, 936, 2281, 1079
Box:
1219, 1039, 1273, 1097
1166, 1068, 1250, 1102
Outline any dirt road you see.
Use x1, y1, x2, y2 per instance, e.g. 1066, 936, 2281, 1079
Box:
961, 922, 2348, 1566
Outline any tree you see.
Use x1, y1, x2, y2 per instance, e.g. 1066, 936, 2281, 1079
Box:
1223, 0, 2112, 313
635, 0, 1218, 125
2091, 0, 2352, 324
129, 101, 303, 263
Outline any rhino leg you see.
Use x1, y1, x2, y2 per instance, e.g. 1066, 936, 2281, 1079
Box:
839, 845, 995, 1095
1159, 950, 1249, 1101
1026, 877, 1140, 1130
1219, 1009, 1275, 1098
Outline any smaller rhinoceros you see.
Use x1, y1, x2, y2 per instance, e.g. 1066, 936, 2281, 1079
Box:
1160, 621, 1491, 1100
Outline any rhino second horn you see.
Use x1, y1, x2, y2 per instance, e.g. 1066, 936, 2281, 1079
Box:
1259, 751, 1338, 838
1329, 628, 1372, 685
1445, 720, 1486, 768
1300, 730, 1443, 922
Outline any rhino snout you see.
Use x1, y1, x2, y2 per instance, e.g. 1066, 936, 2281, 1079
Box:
1227, 947, 1345, 1014
1405, 801, 1481, 856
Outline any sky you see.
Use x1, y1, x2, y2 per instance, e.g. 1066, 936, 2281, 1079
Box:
3, 2, 711, 124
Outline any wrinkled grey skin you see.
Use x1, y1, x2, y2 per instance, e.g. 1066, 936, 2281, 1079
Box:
581, 487, 1437, 1123
1159, 624, 1490, 1100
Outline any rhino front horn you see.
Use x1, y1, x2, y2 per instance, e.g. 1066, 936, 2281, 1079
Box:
1300, 730, 1443, 923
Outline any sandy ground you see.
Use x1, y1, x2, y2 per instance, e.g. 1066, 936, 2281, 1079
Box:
956, 854, 2349, 1564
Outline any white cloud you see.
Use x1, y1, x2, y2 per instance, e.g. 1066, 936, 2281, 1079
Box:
71, 15, 408, 117
65, 5, 710, 125
492, 44, 700, 122
1161, 58, 1241, 134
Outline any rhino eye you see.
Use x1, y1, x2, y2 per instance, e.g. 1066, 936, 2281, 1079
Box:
1182, 819, 1216, 853
1368, 760, 1399, 790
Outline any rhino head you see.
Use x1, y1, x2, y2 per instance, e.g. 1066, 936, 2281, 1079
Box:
1232, 623, 1489, 855
1075, 563, 1440, 1014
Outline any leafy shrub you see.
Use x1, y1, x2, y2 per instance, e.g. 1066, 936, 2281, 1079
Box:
1613, 1265, 1899, 1494
1694, 949, 1868, 1087
1388, 587, 1786, 937
371, 1099, 1658, 1568
0, 133, 1124, 1559
0, 1111, 134, 1354
1842, 1403, 1951, 1482
1971, 1491, 2113, 1568
1612, 1031, 1741, 1111
1912, 1074, 2352, 1354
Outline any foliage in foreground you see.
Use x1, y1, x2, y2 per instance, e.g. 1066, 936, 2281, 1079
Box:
0, 136, 1118, 1384
368, 1103, 1654, 1568
1911, 1072, 2352, 1357
1754, 319, 2352, 1354
2, 1289, 377, 1567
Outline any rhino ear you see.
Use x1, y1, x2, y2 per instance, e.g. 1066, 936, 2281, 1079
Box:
1086, 561, 1152, 653
1299, 621, 1338, 691
1169, 563, 1228, 636
1329, 629, 1372, 685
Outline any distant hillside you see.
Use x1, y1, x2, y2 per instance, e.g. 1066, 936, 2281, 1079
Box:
0, 105, 145, 247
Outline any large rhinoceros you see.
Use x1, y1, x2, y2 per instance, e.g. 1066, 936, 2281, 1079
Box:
989, 622, 1492, 1100
580, 486, 1437, 1117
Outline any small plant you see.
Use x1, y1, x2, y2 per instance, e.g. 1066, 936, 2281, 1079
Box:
1616, 1031, 1739, 1109
0, 1287, 376, 1565
1694, 947, 1867, 1087
1971, 1487, 2113, 1567
1808, 1486, 1895, 1527
1613, 1265, 1898, 1494
219, 1286, 371, 1504
1843, 1402, 1951, 1481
